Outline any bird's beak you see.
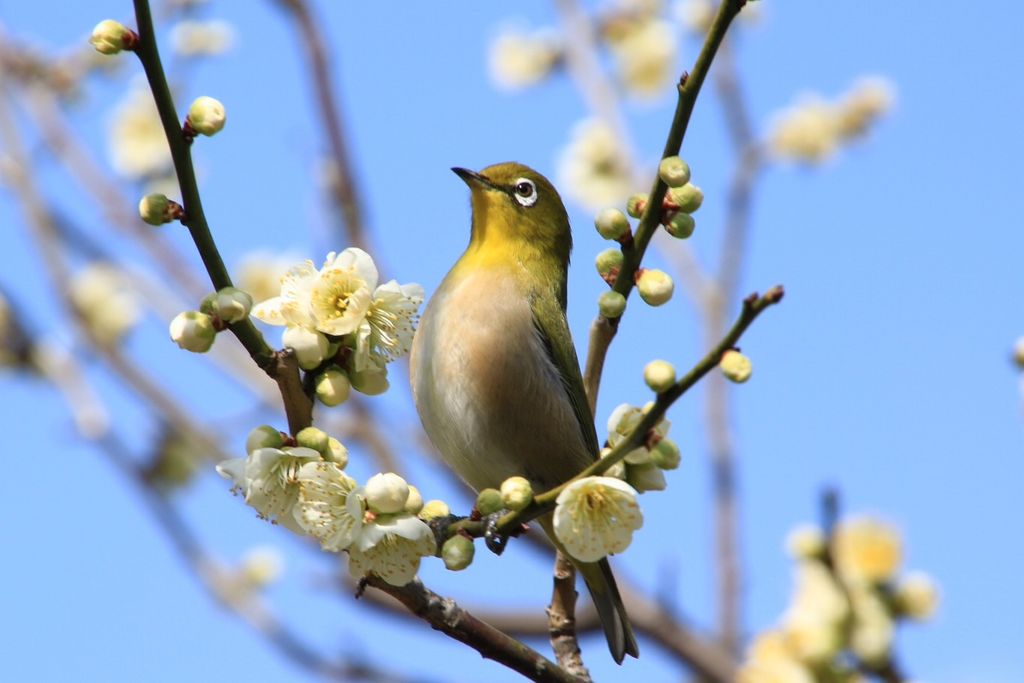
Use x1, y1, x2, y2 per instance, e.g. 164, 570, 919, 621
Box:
452, 167, 503, 193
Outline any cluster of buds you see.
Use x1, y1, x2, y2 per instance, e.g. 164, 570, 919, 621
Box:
603, 402, 679, 493
738, 517, 939, 680
169, 287, 253, 353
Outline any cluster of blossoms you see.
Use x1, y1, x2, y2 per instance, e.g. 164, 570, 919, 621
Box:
769, 77, 895, 164
737, 517, 939, 682
250, 248, 424, 404
218, 425, 440, 586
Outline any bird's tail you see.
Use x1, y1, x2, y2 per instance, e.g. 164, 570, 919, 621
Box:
576, 558, 639, 664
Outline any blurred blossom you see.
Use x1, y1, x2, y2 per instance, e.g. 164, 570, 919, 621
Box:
675, 0, 762, 33
781, 561, 848, 663
557, 119, 633, 210
895, 571, 940, 621
608, 18, 677, 98
107, 86, 171, 179
235, 252, 299, 305
849, 586, 895, 665
834, 516, 903, 584
488, 27, 561, 90
69, 263, 142, 345
170, 19, 235, 57
834, 76, 896, 139
736, 631, 815, 683
238, 546, 284, 588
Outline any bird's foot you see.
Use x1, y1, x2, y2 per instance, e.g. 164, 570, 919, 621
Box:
483, 513, 510, 555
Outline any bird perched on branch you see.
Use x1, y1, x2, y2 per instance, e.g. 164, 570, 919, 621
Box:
410, 162, 638, 663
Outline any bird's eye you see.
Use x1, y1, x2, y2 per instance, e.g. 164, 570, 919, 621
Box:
513, 178, 538, 207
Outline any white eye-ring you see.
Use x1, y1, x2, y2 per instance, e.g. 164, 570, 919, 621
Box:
512, 178, 538, 207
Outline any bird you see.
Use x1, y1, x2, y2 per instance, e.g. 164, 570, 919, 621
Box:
409, 161, 638, 663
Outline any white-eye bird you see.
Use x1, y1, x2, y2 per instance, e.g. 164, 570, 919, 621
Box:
410, 162, 639, 663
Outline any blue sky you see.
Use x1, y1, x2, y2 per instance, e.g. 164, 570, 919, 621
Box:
2, 1, 1023, 682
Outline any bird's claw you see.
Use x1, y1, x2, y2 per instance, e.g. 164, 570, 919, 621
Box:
484, 513, 509, 555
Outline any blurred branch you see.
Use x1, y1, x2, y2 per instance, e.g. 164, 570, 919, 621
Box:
547, 552, 590, 680
274, 0, 372, 255
361, 576, 585, 683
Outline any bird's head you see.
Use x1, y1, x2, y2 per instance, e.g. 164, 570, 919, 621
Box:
453, 162, 572, 269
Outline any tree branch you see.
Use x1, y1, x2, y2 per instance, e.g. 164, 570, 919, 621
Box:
547, 552, 591, 681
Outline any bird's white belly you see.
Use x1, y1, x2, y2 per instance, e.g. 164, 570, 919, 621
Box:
410, 270, 591, 493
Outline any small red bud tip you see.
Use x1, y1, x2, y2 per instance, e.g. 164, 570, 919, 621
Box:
616, 231, 634, 249
182, 119, 197, 144
679, 71, 689, 87
601, 266, 621, 287
634, 268, 647, 284
645, 430, 664, 450
124, 31, 140, 51
743, 292, 758, 306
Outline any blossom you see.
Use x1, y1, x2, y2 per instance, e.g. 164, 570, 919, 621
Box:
294, 461, 361, 552
608, 19, 677, 98
217, 446, 322, 533
553, 476, 643, 562
108, 86, 171, 179
488, 27, 561, 90
238, 546, 284, 588
353, 279, 424, 370
835, 76, 895, 139
170, 19, 234, 58
781, 561, 849, 664
849, 586, 895, 665
69, 263, 142, 345
347, 507, 437, 586
364, 472, 411, 514
235, 252, 298, 305
736, 631, 816, 683
894, 571, 939, 621
557, 119, 634, 211
833, 516, 902, 584
768, 96, 840, 164
606, 402, 671, 465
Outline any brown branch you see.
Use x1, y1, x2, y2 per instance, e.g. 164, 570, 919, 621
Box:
547, 552, 591, 681
361, 576, 585, 683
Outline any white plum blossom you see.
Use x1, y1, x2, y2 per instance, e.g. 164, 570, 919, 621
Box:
294, 461, 362, 552
217, 446, 322, 533
488, 27, 561, 90
553, 476, 643, 562
346, 499, 437, 586
557, 119, 634, 211
606, 402, 671, 465
354, 280, 425, 370
170, 19, 234, 57
107, 86, 171, 179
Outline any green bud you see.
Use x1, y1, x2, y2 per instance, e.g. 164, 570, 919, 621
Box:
626, 193, 648, 219
295, 426, 330, 455
404, 485, 424, 515
282, 326, 329, 370
500, 476, 533, 511
138, 193, 174, 226
594, 208, 631, 240
637, 269, 674, 306
187, 96, 226, 136
598, 290, 627, 319
658, 156, 691, 188
169, 311, 216, 353
664, 211, 696, 239
595, 248, 624, 278
651, 438, 681, 470
442, 535, 475, 571
643, 359, 676, 393
324, 437, 349, 468
209, 287, 252, 324
245, 425, 284, 454
316, 366, 352, 406
90, 19, 134, 55
475, 488, 504, 515
350, 364, 389, 396
626, 462, 667, 492
669, 183, 704, 213
719, 349, 752, 383
419, 499, 451, 521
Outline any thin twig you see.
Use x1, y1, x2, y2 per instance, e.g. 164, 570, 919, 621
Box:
547, 552, 591, 681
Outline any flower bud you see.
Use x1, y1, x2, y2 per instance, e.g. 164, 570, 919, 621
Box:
637, 269, 674, 306
295, 426, 330, 456
282, 326, 329, 370
404, 485, 424, 515
90, 20, 134, 55
475, 488, 504, 515
599, 446, 627, 480
658, 156, 691, 187
719, 349, 752, 383
785, 524, 826, 560
669, 183, 704, 213
442, 535, 475, 571
626, 462, 667, 492
138, 193, 175, 226
365, 472, 410, 514
187, 96, 226, 136
324, 437, 349, 467
169, 311, 215, 352
315, 366, 351, 406
598, 291, 627, 319
894, 572, 939, 621
419, 499, 451, 520
245, 425, 283, 454
595, 248, 624, 278
664, 211, 695, 239
643, 359, 676, 393
626, 193, 648, 218
209, 287, 252, 324
650, 438, 680, 470
500, 476, 533, 511
594, 208, 631, 240
349, 363, 389, 396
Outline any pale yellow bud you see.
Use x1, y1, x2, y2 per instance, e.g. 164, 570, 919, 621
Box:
169, 311, 215, 352
315, 366, 352, 407
404, 485, 424, 515
651, 438, 680, 470
349, 363, 389, 395
324, 437, 349, 468
245, 425, 283, 454
295, 426, 330, 455
894, 572, 939, 621
598, 291, 627, 318
500, 476, 533, 511
209, 287, 252, 324
658, 156, 691, 187
419, 499, 451, 521
187, 96, 226, 136
643, 359, 676, 393
626, 193, 648, 218
720, 349, 752, 383
365, 472, 410, 514
595, 208, 631, 240
595, 248, 624, 277
442, 535, 475, 571
138, 193, 175, 226
90, 19, 134, 55
637, 269, 674, 306
475, 488, 504, 515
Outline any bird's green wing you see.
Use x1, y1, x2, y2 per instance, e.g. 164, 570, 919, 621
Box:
530, 293, 601, 460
